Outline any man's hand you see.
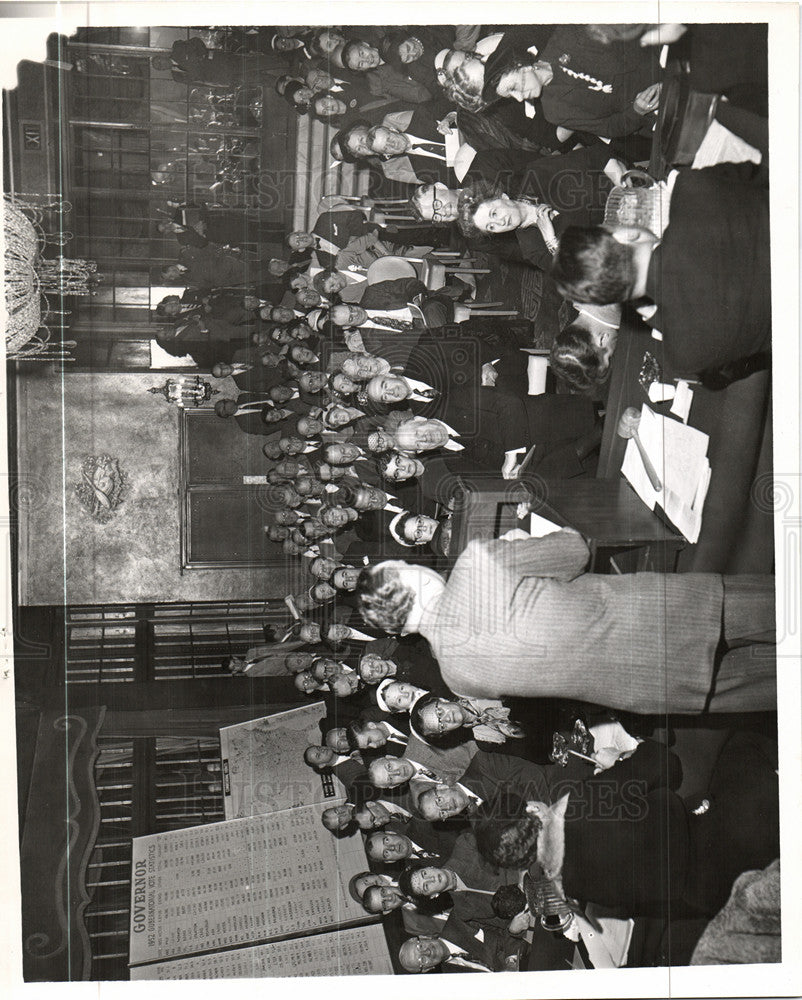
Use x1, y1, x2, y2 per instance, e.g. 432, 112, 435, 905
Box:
437, 111, 458, 135
368, 238, 393, 258
639, 23, 687, 46
481, 362, 498, 387
501, 452, 521, 479
633, 82, 663, 115
591, 746, 622, 772
508, 911, 533, 936
227, 656, 246, 674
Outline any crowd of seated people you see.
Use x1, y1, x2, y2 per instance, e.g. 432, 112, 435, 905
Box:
155, 21, 776, 972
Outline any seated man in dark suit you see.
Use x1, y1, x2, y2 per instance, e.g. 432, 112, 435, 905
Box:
356, 635, 451, 695
152, 39, 261, 88
398, 916, 524, 973
393, 329, 600, 475
161, 246, 253, 292
372, 393, 597, 480
551, 162, 770, 380
213, 394, 285, 436
287, 210, 401, 271
413, 749, 552, 825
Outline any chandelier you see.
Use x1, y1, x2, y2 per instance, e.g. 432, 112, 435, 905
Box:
4, 194, 95, 362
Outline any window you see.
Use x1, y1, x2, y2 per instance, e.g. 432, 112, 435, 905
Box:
86, 735, 225, 979
65, 601, 289, 685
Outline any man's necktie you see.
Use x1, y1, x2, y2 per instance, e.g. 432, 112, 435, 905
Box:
368, 316, 415, 332
447, 952, 491, 972
415, 765, 439, 781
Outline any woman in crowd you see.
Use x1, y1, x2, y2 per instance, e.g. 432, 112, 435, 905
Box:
473, 732, 780, 920
456, 143, 621, 271
481, 24, 662, 143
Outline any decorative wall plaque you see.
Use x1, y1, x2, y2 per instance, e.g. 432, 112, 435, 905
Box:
74, 455, 128, 523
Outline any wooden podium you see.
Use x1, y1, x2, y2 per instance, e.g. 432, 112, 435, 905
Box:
447, 476, 684, 574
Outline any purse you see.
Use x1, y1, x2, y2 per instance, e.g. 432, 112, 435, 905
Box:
603, 169, 664, 238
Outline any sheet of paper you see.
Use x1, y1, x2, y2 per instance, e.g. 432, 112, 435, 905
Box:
529, 512, 563, 537
444, 130, 461, 167
129, 804, 370, 965
452, 141, 476, 182
693, 118, 762, 169
669, 380, 694, 423
130, 925, 393, 979
220, 704, 344, 819
527, 354, 548, 395
620, 406, 710, 542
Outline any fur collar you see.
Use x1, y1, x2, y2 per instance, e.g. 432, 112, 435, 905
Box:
534, 792, 569, 880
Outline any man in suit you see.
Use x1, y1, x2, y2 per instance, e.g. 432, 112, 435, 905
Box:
551, 163, 771, 380
338, 39, 434, 105
398, 919, 521, 972
288, 209, 402, 271
346, 717, 409, 754
356, 532, 777, 715
357, 635, 450, 694
375, 388, 597, 479
152, 38, 262, 88
214, 351, 299, 394
365, 829, 441, 865
213, 393, 279, 436
413, 749, 552, 823
368, 106, 456, 186
303, 745, 365, 789
161, 246, 252, 291
444, 830, 520, 893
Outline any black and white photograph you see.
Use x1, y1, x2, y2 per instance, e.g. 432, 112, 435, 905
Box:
1, 3, 800, 997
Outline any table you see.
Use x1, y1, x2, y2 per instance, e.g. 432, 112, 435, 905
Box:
447, 475, 684, 573
597, 321, 773, 574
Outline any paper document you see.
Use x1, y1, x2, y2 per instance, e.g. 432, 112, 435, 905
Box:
670, 380, 694, 423
620, 405, 710, 543
693, 119, 761, 169
526, 354, 548, 395
529, 512, 563, 537
444, 130, 461, 167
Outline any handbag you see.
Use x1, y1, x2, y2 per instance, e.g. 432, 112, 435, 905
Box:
603, 169, 664, 238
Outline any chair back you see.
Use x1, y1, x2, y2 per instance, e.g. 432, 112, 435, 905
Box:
365, 255, 418, 285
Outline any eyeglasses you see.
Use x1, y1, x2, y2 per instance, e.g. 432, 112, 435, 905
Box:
431, 198, 451, 223
430, 703, 449, 734
432, 790, 452, 819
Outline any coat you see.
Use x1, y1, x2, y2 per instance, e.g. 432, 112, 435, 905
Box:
418, 529, 725, 714
644, 163, 771, 378
540, 26, 661, 137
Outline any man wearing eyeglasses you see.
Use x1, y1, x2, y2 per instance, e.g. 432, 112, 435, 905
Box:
398, 923, 523, 973
415, 749, 552, 823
